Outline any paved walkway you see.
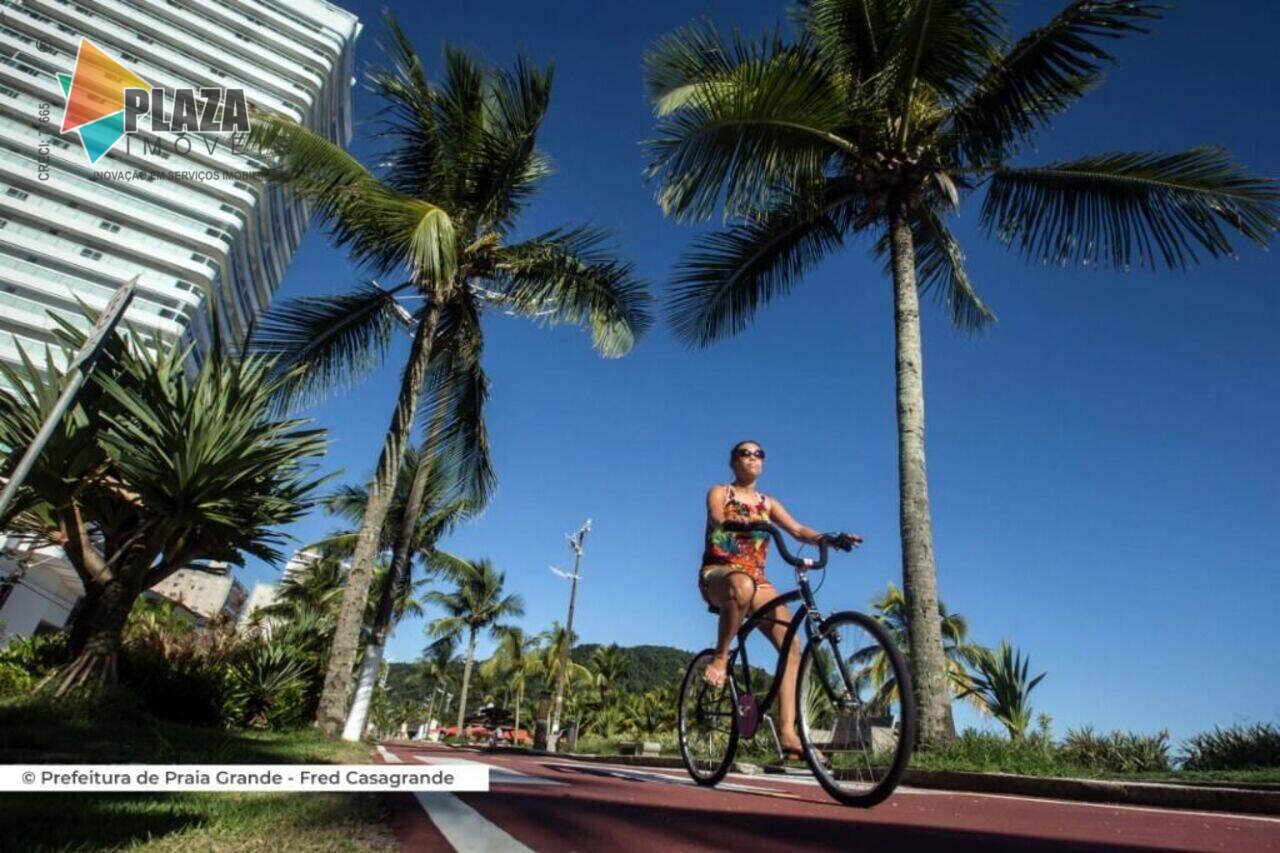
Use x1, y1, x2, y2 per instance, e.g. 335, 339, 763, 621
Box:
375, 743, 1280, 852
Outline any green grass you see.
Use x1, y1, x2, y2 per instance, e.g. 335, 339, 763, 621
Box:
0, 690, 395, 852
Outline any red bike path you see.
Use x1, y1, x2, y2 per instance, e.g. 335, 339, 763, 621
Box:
375, 743, 1280, 852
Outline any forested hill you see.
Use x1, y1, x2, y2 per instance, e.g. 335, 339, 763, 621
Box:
571, 644, 696, 693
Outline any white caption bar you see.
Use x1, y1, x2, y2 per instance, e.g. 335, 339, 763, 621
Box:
0, 764, 490, 792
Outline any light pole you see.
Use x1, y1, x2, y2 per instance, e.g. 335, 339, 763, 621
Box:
549, 519, 590, 749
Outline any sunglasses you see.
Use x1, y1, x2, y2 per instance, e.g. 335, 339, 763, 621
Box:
734, 448, 766, 460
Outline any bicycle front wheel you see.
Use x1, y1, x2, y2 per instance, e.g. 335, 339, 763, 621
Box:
797, 611, 916, 807
677, 649, 739, 786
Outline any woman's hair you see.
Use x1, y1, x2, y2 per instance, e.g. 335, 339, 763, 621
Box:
729, 439, 762, 464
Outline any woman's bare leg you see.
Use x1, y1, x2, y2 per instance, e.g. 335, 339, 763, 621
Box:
704, 570, 755, 687
751, 583, 803, 751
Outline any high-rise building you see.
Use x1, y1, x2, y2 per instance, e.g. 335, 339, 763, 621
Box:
0, 0, 361, 373
145, 563, 247, 623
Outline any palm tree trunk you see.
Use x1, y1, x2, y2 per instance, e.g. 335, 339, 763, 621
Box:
316, 298, 443, 735
455, 628, 477, 737
340, 370, 456, 740
52, 576, 135, 697
514, 678, 523, 738
887, 201, 952, 748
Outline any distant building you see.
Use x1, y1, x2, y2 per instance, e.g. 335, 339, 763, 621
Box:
0, 539, 80, 644
236, 580, 281, 634
146, 564, 246, 624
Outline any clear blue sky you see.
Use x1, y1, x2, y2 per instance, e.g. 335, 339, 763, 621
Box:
240, 0, 1280, 747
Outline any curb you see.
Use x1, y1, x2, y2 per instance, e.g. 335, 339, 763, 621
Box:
391, 742, 1280, 816
897, 769, 1280, 816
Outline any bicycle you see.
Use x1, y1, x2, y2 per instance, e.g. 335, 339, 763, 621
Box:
677, 522, 916, 807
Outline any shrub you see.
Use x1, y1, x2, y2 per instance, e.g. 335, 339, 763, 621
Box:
1180, 723, 1280, 771
118, 643, 229, 727
222, 643, 313, 730
912, 728, 1061, 776
0, 660, 34, 699
0, 633, 68, 678
1060, 726, 1171, 773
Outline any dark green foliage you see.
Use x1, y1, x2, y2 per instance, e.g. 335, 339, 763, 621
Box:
572, 644, 694, 694
1060, 726, 1171, 773
0, 632, 68, 677
1180, 722, 1280, 771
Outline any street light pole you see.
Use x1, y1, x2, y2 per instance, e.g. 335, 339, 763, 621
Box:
549, 519, 590, 749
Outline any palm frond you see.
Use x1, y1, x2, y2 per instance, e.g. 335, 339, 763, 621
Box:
667, 183, 868, 347
248, 112, 457, 284
874, 206, 996, 331
797, 0, 891, 84
368, 10, 443, 199
982, 147, 1280, 270
949, 1, 1164, 165
248, 281, 414, 408
644, 22, 853, 221
490, 227, 653, 357
470, 56, 555, 232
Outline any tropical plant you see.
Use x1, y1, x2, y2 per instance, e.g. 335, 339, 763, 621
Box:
1179, 722, 1280, 771
533, 621, 593, 698
424, 557, 525, 736
957, 641, 1046, 738
481, 626, 538, 735
223, 642, 314, 730
0, 317, 326, 698
1060, 725, 1170, 773
248, 11, 650, 735
859, 583, 987, 718
589, 643, 632, 709
644, 0, 1278, 745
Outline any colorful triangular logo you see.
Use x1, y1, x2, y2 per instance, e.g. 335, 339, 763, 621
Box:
57, 38, 150, 163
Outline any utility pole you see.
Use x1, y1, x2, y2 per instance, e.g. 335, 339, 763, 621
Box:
549, 519, 590, 749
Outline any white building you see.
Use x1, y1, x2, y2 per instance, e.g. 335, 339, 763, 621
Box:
0, 0, 362, 371
0, 0, 361, 642
145, 564, 247, 623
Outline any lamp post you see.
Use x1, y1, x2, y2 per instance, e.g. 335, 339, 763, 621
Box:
549, 519, 590, 749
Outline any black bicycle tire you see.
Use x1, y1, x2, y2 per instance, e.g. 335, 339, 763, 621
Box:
677, 648, 739, 786
796, 611, 916, 807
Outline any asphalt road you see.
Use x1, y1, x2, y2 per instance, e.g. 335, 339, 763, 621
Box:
375, 743, 1280, 852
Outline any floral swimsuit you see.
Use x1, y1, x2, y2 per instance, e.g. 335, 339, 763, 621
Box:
699, 485, 773, 602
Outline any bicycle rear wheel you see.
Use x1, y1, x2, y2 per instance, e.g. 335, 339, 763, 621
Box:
677, 649, 739, 786
797, 611, 916, 807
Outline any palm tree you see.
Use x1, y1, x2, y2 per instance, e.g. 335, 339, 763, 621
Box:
644, 1, 1278, 745
424, 557, 525, 736
957, 640, 1046, 738
248, 12, 651, 734
481, 626, 538, 736
858, 582, 986, 720
589, 644, 632, 710
0, 317, 326, 696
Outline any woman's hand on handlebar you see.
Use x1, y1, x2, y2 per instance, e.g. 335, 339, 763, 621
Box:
823, 532, 863, 552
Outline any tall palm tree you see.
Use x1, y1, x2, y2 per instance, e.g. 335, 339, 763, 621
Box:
249, 12, 651, 735
481, 626, 538, 736
858, 582, 986, 720
0, 316, 326, 696
533, 621, 593, 697
644, 1, 1278, 745
424, 557, 525, 736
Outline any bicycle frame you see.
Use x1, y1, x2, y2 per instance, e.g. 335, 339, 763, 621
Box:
724, 566, 862, 735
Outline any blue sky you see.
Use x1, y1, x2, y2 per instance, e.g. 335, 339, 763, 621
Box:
240, 0, 1279, 746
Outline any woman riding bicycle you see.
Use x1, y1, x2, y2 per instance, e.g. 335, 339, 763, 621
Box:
698, 439, 861, 760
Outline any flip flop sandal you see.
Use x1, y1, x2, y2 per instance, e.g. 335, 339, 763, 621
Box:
782, 745, 832, 769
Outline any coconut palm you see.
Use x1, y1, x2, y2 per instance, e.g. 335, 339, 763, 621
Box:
424, 557, 525, 736
857, 582, 986, 718
248, 12, 651, 734
645, 1, 1278, 745
533, 622, 593, 696
0, 317, 326, 696
481, 626, 538, 736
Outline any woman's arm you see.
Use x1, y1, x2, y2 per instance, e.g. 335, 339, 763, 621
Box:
706, 485, 728, 525
769, 497, 824, 544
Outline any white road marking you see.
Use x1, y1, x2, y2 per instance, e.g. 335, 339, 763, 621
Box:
414, 791, 534, 853
376, 745, 402, 763
413, 754, 567, 786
